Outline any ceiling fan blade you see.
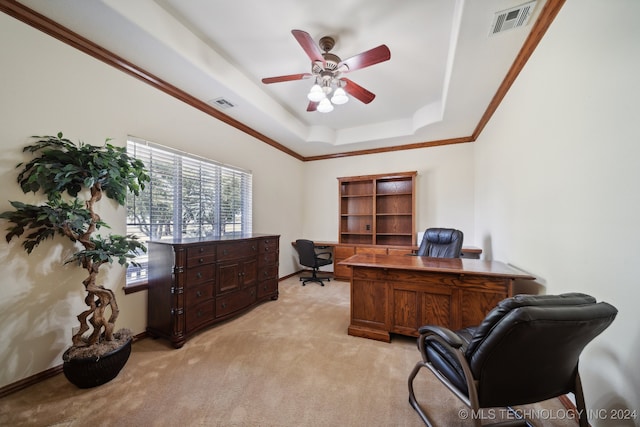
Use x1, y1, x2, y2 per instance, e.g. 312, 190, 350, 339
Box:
292, 29, 325, 65
342, 78, 376, 104
339, 45, 390, 72
307, 101, 318, 112
261, 73, 312, 84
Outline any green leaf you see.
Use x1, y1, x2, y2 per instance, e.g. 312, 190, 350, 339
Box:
3, 134, 148, 274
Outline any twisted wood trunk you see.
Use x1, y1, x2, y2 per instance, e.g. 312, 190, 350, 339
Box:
65, 182, 120, 347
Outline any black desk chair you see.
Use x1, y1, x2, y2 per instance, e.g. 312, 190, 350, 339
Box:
295, 239, 333, 286
415, 228, 464, 258
408, 293, 617, 427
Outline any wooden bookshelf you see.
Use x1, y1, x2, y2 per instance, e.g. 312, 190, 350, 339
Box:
338, 171, 416, 247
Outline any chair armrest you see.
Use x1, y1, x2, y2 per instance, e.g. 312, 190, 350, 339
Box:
418, 325, 464, 349
316, 251, 332, 260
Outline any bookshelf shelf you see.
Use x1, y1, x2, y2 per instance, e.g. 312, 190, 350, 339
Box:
338, 171, 416, 247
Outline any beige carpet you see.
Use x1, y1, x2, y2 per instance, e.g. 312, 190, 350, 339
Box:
0, 276, 576, 427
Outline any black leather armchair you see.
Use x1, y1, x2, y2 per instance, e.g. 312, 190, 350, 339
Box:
415, 228, 463, 258
295, 239, 333, 286
408, 293, 617, 427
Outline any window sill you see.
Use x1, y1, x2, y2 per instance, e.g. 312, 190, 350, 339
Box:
124, 280, 148, 294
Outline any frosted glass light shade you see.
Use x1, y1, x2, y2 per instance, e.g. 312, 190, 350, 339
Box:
317, 98, 334, 113
331, 87, 349, 105
307, 84, 325, 102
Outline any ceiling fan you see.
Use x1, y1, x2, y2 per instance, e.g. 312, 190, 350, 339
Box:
261, 30, 391, 113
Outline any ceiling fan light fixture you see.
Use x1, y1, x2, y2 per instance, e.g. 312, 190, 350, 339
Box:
317, 98, 334, 113
307, 84, 325, 102
331, 87, 349, 105
262, 30, 390, 113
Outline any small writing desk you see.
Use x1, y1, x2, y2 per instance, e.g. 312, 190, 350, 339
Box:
339, 254, 535, 342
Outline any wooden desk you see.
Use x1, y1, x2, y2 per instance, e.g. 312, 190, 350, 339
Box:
292, 241, 483, 280
339, 254, 535, 342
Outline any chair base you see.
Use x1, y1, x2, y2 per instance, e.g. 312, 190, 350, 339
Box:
299, 269, 331, 286
408, 361, 531, 427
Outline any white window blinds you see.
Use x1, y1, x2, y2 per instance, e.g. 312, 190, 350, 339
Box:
125, 137, 252, 284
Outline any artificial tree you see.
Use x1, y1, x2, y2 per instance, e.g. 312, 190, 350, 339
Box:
1, 133, 149, 358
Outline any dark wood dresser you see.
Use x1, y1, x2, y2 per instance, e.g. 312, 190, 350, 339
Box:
147, 234, 280, 348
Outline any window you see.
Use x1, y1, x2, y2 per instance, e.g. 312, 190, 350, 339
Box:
125, 137, 252, 285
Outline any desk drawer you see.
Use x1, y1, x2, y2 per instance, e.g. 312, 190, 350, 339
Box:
334, 264, 352, 280
387, 248, 413, 256
451, 275, 509, 292
352, 267, 387, 281
334, 246, 355, 259
356, 246, 387, 255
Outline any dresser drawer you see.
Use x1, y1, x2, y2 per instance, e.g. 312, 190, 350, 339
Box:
216, 288, 257, 318
185, 283, 214, 307
260, 238, 279, 254
186, 245, 217, 268
258, 278, 278, 298
218, 241, 258, 261
185, 265, 215, 286
258, 251, 278, 266
259, 264, 278, 281
185, 300, 214, 332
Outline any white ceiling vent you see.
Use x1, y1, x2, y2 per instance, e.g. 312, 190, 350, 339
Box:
209, 97, 236, 109
490, 1, 537, 36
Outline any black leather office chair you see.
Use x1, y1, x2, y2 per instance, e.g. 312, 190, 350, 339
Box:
415, 228, 464, 258
408, 293, 617, 427
295, 239, 333, 286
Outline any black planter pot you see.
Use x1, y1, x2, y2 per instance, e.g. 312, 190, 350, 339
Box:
62, 338, 132, 388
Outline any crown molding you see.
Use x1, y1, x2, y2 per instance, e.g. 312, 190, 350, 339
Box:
0, 0, 565, 162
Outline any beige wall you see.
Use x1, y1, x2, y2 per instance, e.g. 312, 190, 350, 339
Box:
474, 0, 640, 420
1, 1, 638, 422
301, 143, 475, 244
0, 13, 305, 387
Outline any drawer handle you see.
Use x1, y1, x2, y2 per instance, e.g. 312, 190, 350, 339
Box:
221, 302, 227, 309
199, 247, 205, 253
199, 258, 204, 263
223, 249, 228, 255
196, 272, 202, 279
197, 310, 203, 317
196, 290, 202, 297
